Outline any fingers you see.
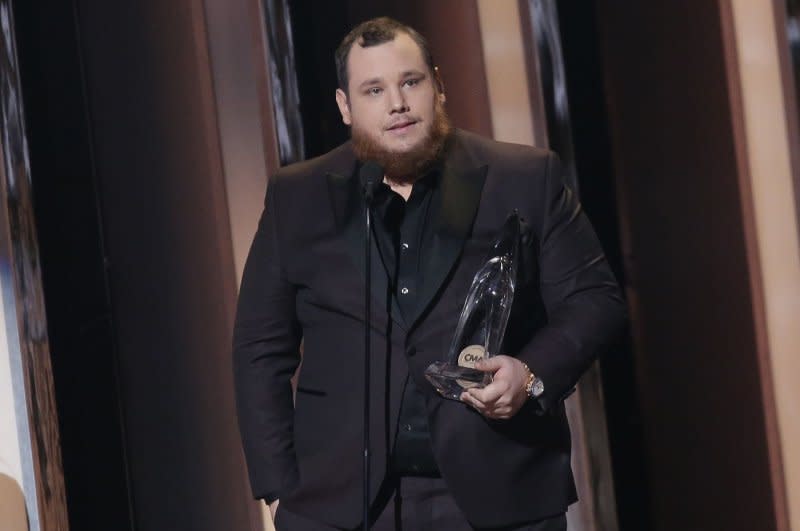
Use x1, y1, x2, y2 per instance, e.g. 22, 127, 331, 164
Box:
467, 379, 508, 404
459, 391, 515, 419
467, 356, 514, 403
459, 355, 527, 420
473, 356, 504, 373
461, 382, 514, 413
460, 390, 484, 410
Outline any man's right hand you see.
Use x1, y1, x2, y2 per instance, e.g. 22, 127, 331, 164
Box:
269, 499, 280, 520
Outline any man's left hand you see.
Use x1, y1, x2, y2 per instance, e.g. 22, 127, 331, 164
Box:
459, 355, 530, 419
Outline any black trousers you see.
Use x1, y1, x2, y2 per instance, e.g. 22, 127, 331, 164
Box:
274, 476, 567, 531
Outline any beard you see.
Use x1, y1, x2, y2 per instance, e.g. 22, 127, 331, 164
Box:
351, 98, 452, 185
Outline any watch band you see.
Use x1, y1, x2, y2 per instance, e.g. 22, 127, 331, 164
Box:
520, 362, 544, 399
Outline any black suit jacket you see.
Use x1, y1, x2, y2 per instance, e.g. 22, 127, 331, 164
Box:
233, 129, 626, 528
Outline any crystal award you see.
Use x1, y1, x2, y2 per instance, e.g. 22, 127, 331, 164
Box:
424, 212, 521, 400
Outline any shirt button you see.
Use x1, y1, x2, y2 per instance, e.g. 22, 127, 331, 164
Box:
401, 242, 410, 251
400, 287, 409, 295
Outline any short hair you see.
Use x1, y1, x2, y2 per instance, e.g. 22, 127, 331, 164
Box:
335, 17, 435, 93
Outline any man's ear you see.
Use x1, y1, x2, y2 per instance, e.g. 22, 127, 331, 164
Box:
434, 66, 446, 104
335, 88, 352, 125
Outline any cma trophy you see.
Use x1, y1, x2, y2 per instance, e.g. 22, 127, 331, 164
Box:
425, 212, 521, 400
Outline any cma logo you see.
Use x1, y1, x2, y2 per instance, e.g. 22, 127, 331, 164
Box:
458, 345, 486, 368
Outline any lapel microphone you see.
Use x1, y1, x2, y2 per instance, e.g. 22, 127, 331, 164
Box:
360, 160, 383, 205
359, 160, 382, 530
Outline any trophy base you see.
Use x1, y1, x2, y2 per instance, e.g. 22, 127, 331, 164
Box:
424, 361, 491, 401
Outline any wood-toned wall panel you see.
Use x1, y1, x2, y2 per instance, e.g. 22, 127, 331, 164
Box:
73, 1, 257, 529
596, 1, 781, 529
726, 1, 800, 528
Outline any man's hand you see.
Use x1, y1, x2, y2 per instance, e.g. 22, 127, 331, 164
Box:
269, 499, 280, 520
459, 355, 530, 419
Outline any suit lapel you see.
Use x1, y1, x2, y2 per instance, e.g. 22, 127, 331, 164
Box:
406, 156, 488, 328
327, 169, 407, 330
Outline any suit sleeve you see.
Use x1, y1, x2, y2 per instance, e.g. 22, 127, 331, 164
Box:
232, 176, 302, 501
519, 152, 627, 412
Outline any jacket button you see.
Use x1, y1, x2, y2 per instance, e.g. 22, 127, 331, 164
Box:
406, 346, 417, 356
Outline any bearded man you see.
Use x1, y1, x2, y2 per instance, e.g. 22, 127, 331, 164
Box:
233, 16, 626, 531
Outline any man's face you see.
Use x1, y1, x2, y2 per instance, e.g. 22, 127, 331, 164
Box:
335, 32, 448, 178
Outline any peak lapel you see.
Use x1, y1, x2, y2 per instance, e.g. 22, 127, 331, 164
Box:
407, 161, 488, 328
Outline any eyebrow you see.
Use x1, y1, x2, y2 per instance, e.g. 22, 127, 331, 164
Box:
356, 70, 427, 90
358, 77, 383, 90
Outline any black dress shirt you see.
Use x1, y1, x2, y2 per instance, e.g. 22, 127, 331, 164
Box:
371, 170, 441, 477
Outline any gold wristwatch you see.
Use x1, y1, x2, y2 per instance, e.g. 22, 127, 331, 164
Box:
521, 362, 544, 399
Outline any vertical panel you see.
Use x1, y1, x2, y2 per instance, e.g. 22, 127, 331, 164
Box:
0, 1, 68, 529
203, 0, 272, 283
476, 0, 535, 146
261, 0, 305, 165
726, 1, 800, 528
0, 270, 23, 496
776, 0, 800, 231
13, 0, 138, 526
596, 1, 780, 529
74, 0, 257, 529
519, 0, 578, 188
203, 0, 280, 528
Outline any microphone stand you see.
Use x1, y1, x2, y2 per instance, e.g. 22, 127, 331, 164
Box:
363, 184, 374, 531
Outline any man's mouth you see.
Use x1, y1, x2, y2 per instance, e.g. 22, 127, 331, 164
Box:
387, 120, 417, 132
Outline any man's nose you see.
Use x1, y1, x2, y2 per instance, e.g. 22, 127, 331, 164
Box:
388, 87, 409, 113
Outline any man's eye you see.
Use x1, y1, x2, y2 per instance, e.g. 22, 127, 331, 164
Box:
366, 87, 383, 96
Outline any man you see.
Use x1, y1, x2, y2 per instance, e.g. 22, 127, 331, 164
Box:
233, 16, 626, 531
